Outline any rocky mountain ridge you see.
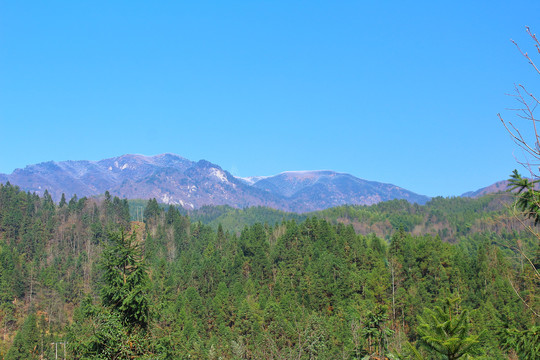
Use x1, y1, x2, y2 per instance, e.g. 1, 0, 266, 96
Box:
0, 154, 430, 212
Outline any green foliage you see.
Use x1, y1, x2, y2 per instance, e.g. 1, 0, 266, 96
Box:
143, 198, 161, 224
100, 230, 150, 331
508, 169, 540, 225
68, 297, 153, 360
362, 308, 394, 357
315, 195, 515, 242
0, 183, 537, 358
68, 230, 152, 359
5, 314, 39, 360
416, 297, 484, 360
501, 326, 540, 360
185, 205, 306, 233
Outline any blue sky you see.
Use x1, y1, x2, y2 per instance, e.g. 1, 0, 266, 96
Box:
1, 1, 540, 197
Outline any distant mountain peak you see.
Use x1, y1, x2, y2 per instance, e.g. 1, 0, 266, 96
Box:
0, 154, 430, 212
195, 159, 221, 169
248, 169, 429, 208
461, 180, 512, 198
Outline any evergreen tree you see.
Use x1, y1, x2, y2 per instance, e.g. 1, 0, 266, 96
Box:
100, 230, 150, 330
59, 193, 66, 207
5, 313, 39, 360
416, 296, 484, 360
68, 230, 152, 359
501, 326, 539, 360
144, 198, 161, 224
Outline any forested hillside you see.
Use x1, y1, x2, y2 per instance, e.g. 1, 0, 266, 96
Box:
177, 194, 519, 243
0, 183, 537, 359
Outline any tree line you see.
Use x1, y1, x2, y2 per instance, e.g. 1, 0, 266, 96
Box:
0, 182, 537, 358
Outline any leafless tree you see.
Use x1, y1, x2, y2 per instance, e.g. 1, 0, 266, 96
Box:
498, 26, 540, 318
499, 26, 540, 176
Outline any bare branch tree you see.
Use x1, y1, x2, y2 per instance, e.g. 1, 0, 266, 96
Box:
500, 27, 540, 177
499, 27, 540, 319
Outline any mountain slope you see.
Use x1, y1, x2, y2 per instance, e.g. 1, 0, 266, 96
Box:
1, 154, 430, 212
252, 170, 430, 211
461, 180, 510, 198
5, 154, 193, 202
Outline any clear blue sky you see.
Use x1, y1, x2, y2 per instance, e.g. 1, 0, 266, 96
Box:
1, 1, 539, 197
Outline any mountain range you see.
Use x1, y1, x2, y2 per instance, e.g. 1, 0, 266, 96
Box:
0, 153, 435, 212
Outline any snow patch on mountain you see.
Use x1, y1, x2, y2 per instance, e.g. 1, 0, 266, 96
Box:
211, 168, 228, 182
235, 175, 270, 185
0, 153, 431, 211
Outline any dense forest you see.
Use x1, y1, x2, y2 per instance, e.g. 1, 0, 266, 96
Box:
0, 182, 538, 359
173, 194, 518, 242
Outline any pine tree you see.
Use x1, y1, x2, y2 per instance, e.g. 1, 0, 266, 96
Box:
68, 230, 152, 359
100, 230, 150, 330
501, 326, 540, 360
5, 313, 39, 360
59, 193, 66, 207
416, 296, 483, 360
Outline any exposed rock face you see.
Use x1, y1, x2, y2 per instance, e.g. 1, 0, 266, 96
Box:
1, 154, 430, 212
